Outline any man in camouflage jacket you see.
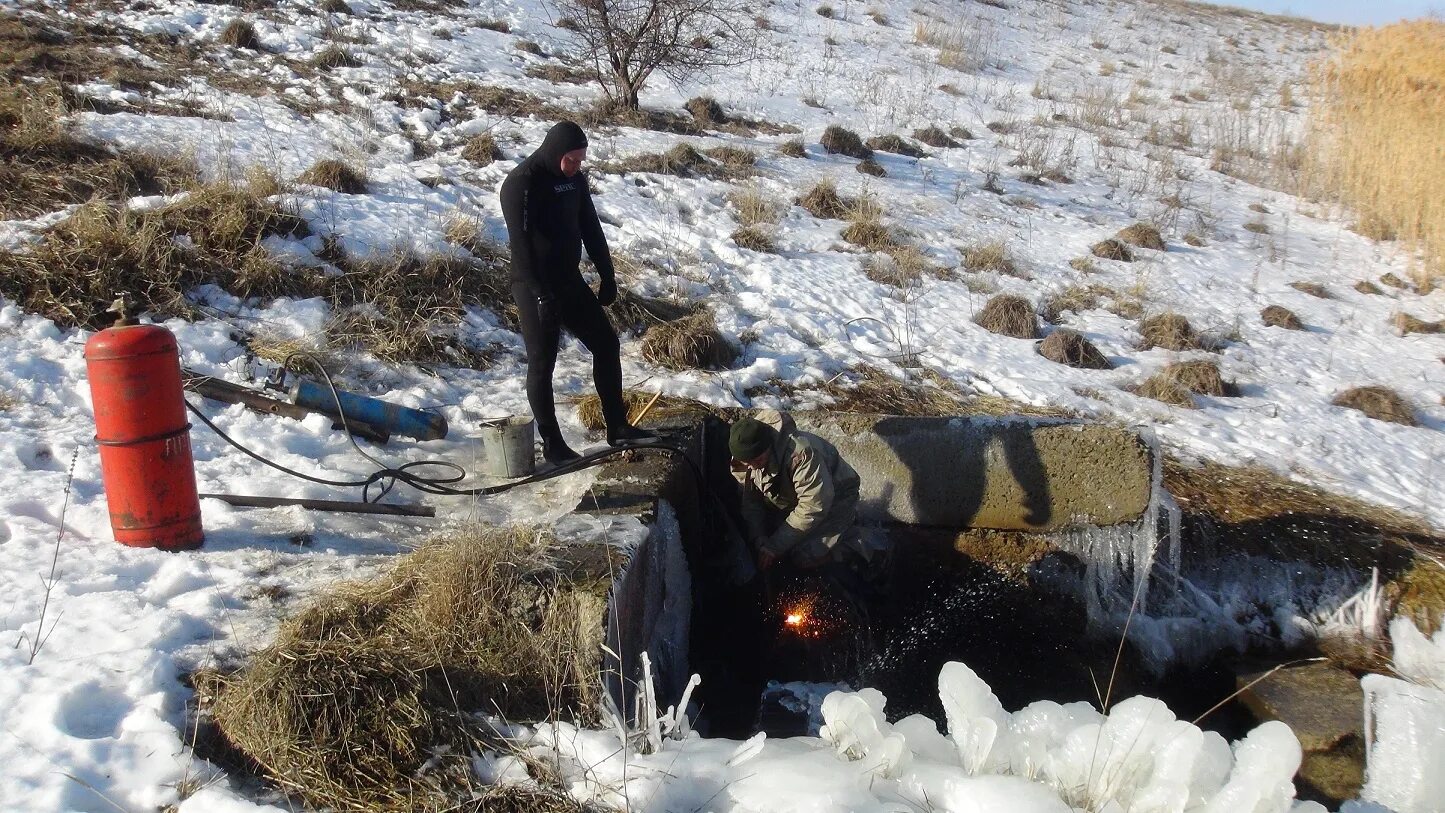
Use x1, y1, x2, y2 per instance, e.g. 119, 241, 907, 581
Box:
728, 410, 870, 572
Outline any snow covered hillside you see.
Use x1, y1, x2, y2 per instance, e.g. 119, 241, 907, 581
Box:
2, 0, 1444, 810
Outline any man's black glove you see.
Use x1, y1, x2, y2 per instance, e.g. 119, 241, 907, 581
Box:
597, 278, 617, 307
536, 296, 558, 329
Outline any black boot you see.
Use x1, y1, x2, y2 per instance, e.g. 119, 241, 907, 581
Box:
541, 434, 581, 465
607, 423, 661, 446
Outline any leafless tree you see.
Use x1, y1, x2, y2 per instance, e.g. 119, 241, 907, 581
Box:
549, 0, 762, 112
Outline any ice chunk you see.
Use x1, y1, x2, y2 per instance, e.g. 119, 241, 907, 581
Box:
1198, 721, 1302, 813
939, 661, 1011, 774
819, 689, 910, 778
1361, 673, 1445, 813
1389, 615, 1445, 690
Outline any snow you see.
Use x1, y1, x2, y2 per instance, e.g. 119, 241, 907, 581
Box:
2, 0, 1444, 808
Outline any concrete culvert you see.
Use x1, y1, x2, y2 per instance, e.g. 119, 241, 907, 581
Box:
1116, 222, 1166, 251
1261, 305, 1305, 330
641, 310, 738, 370
1332, 386, 1418, 426
1091, 238, 1134, 262
1037, 329, 1112, 369
1139, 311, 1201, 351
974, 294, 1039, 339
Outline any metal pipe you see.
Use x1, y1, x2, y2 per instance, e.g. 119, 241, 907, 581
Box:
200, 493, 436, 517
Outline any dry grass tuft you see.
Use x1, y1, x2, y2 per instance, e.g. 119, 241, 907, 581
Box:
606, 288, 695, 336
1159, 359, 1233, 396
1243, 220, 1271, 235
1332, 385, 1418, 426
219, 18, 262, 50
861, 253, 920, 289
1380, 272, 1410, 290
1133, 374, 1196, 408
1394, 312, 1443, 335
0, 85, 197, 219
461, 133, 502, 166
1355, 279, 1384, 295
1288, 280, 1332, 299
1037, 329, 1111, 369
1307, 21, 1445, 286
811, 365, 1072, 419
912, 126, 959, 148
311, 44, 363, 69
855, 158, 886, 177
960, 240, 1017, 276
640, 310, 737, 370
685, 95, 725, 125
796, 179, 852, 219
322, 0, 352, 11
841, 216, 896, 250
211, 526, 606, 811
298, 158, 368, 194
728, 184, 782, 227
1116, 222, 1166, 251
1138, 312, 1201, 351
1183, 233, 1206, 247
704, 145, 756, 169
821, 125, 872, 159
973, 294, 1039, 339
1041, 283, 1115, 323
778, 139, 807, 158
1261, 304, 1305, 330
1091, 238, 1135, 262
574, 389, 718, 430
864, 134, 925, 158
731, 226, 777, 253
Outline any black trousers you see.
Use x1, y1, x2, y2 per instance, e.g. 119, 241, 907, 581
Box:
511, 281, 626, 441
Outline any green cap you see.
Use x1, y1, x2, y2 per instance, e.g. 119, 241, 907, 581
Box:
729, 417, 774, 460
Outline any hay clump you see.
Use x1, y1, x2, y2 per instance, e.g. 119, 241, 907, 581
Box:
298, 158, 368, 194
1133, 374, 1196, 408
219, 18, 262, 50
912, 125, 959, 148
1116, 222, 1165, 251
778, 139, 807, 158
704, 145, 756, 170
861, 253, 919, 288
1355, 279, 1384, 295
1159, 359, 1233, 396
731, 226, 777, 253
973, 294, 1039, 339
1393, 312, 1443, 335
686, 95, 725, 125
821, 125, 872, 159
960, 240, 1017, 276
574, 389, 718, 430
311, 44, 363, 69
1183, 233, 1206, 247
606, 287, 695, 336
855, 158, 886, 177
1037, 329, 1111, 369
461, 133, 502, 166
841, 216, 896, 250
1138, 312, 1201, 351
1041, 283, 1114, 322
1288, 280, 1332, 299
1261, 304, 1305, 330
1332, 386, 1418, 426
796, 179, 852, 219
211, 526, 605, 811
640, 310, 738, 370
728, 184, 782, 227
1380, 272, 1410, 290
864, 134, 926, 158
1091, 238, 1135, 262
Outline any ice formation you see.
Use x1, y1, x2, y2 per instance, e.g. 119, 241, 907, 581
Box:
521, 661, 1320, 813
1358, 616, 1445, 813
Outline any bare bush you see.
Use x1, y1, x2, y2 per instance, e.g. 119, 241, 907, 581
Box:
549, 0, 761, 111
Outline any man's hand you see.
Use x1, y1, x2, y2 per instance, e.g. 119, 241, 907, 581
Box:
757, 548, 778, 571
597, 278, 617, 307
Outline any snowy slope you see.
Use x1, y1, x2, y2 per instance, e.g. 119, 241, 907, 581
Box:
2, 0, 1444, 810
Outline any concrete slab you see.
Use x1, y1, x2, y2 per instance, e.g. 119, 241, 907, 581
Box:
794, 413, 1154, 531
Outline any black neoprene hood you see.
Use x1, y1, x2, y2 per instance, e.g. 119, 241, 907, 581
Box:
533, 121, 589, 174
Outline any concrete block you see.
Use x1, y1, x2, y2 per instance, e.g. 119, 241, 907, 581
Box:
793, 413, 1154, 531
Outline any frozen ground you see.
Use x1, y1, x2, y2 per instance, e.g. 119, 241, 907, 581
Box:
2, 0, 1444, 810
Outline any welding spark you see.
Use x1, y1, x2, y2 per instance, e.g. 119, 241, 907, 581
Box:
784, 612, 805, 626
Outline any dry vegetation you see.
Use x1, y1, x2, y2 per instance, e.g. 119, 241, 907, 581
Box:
973, 294, 1039, 339
1332, 385, 1418, 426
574, 389, 722, 430
795, 364, 1072, 419
460, 133, 502, 166
298, 157, 368, 194
1091, 238, 1134, 262
1116, 222, 1166, 251
640, 309, 737, 370
1133, 374, 1196, 408
1138, 312, 1201, 351
210, 526, 606, 811
1261, 304, 1304, 330
820, 125, 872, 159
1307, 21, 1445, 287
1037, 329, 1111, 369
796, 179, 852, 219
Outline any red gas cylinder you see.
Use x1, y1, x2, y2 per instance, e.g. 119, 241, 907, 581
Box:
84, 324, 204, 550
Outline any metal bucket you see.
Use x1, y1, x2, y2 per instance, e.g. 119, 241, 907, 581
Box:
478, 416, 536, 478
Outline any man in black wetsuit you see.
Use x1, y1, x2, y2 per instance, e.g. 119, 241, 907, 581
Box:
501, 121, 657, 464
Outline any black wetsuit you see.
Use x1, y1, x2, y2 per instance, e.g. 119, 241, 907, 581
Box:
500, 122, 628, 448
